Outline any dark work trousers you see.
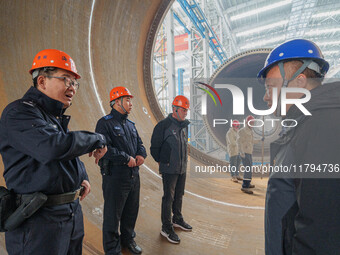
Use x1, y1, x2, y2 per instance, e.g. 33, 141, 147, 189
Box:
102, 174, 140, 255
230, 154, 241, 177
241, 153, 253, 188
161, 172, 186, 230
5, 200, 84, 255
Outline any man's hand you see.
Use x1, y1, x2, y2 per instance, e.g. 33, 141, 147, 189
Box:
135, 155, 145, 166
89, 146, 108, 164
240, 152, 245, 158
127, 157, 136, 167
80, 180, 91, 201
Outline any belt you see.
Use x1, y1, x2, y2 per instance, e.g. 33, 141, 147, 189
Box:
18, 187, 84, 207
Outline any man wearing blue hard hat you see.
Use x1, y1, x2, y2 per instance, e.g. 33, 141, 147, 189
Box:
258, 39, 340, 255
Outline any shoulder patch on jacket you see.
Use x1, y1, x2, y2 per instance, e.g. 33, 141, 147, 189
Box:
103, 114, 113, 120
21, 100, 36, 107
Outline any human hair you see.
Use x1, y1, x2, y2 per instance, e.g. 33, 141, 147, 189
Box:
110, 100, 116, 108
285, 60, 323, 88
32, 67, 58, 87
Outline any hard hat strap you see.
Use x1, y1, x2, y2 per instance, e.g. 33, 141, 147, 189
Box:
173, 106, 182, 121
110, 100, 115, 108
119, 96, 128, 114
276, 60, 312, 116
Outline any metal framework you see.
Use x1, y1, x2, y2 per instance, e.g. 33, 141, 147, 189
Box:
177, 0, 228, 64
177, 0, 227, 154
152, 0, 340, 159
152, 0, 229, 154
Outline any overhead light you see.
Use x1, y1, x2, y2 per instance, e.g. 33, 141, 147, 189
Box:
236, 20, 288, 37
317, 41, 340, 46
230, 0, 292, 21
323, 50, 339, 55
305, 28, 340, 36
240, 35, 285, 50
326, 65, 340, 78
313, 10, 340, 19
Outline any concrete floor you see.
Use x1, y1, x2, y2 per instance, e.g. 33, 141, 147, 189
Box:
0, 1, 267, 254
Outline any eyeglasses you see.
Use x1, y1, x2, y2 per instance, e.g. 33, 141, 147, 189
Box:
45, 76, 80, 90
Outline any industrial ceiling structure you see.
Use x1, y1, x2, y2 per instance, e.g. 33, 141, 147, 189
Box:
153, 0, 340, 159
214, 0, 340, 76
153, 0, 340, 105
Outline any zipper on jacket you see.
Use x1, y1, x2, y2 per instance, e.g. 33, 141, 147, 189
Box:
179, 128, 183, 171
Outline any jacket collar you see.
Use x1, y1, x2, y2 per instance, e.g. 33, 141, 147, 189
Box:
22, 86, 66, 117
286, 82, 340, 120
110, 108, 128, 122
245, 125, 252, 132
168, 114, 190, 128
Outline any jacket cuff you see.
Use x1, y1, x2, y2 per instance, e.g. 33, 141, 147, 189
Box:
98, 134, 107, 148
125, 154, 131, 164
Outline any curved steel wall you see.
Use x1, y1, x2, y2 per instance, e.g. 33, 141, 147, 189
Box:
0, 1, 266, 254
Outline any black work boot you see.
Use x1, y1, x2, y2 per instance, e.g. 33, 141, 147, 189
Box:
124, 240, 142, 254
241, 187, 253, 194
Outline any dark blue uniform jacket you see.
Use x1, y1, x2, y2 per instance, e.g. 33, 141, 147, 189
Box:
95, 108, 147, 178
0, 87, 106, 195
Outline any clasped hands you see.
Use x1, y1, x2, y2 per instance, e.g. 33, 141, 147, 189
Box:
127, 155, 145, 167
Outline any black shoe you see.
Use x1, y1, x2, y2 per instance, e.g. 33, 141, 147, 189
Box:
173, 219, 192, 231
160, 227, 180, 244
125, 240, 142, 254
231, 176, 238, 183
241, 187, 253, 194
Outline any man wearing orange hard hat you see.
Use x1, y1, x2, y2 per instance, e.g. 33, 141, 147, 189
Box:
150, 95, 192, 244
0, 49, 107, 255
95, 86, 146, 255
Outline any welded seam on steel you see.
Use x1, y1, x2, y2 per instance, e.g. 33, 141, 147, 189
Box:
89, 0, 106, 116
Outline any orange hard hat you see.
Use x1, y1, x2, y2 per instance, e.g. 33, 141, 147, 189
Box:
110, 86, 133, 102
232, 120, 240, 128
246, 115, 255, 123
172, 95, 190, 109
29, 49, 81, 79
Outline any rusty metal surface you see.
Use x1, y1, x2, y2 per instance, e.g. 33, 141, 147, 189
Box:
0, 1, 266, 254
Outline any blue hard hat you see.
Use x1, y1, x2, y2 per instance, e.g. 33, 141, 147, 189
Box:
257, 39, 329, 79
